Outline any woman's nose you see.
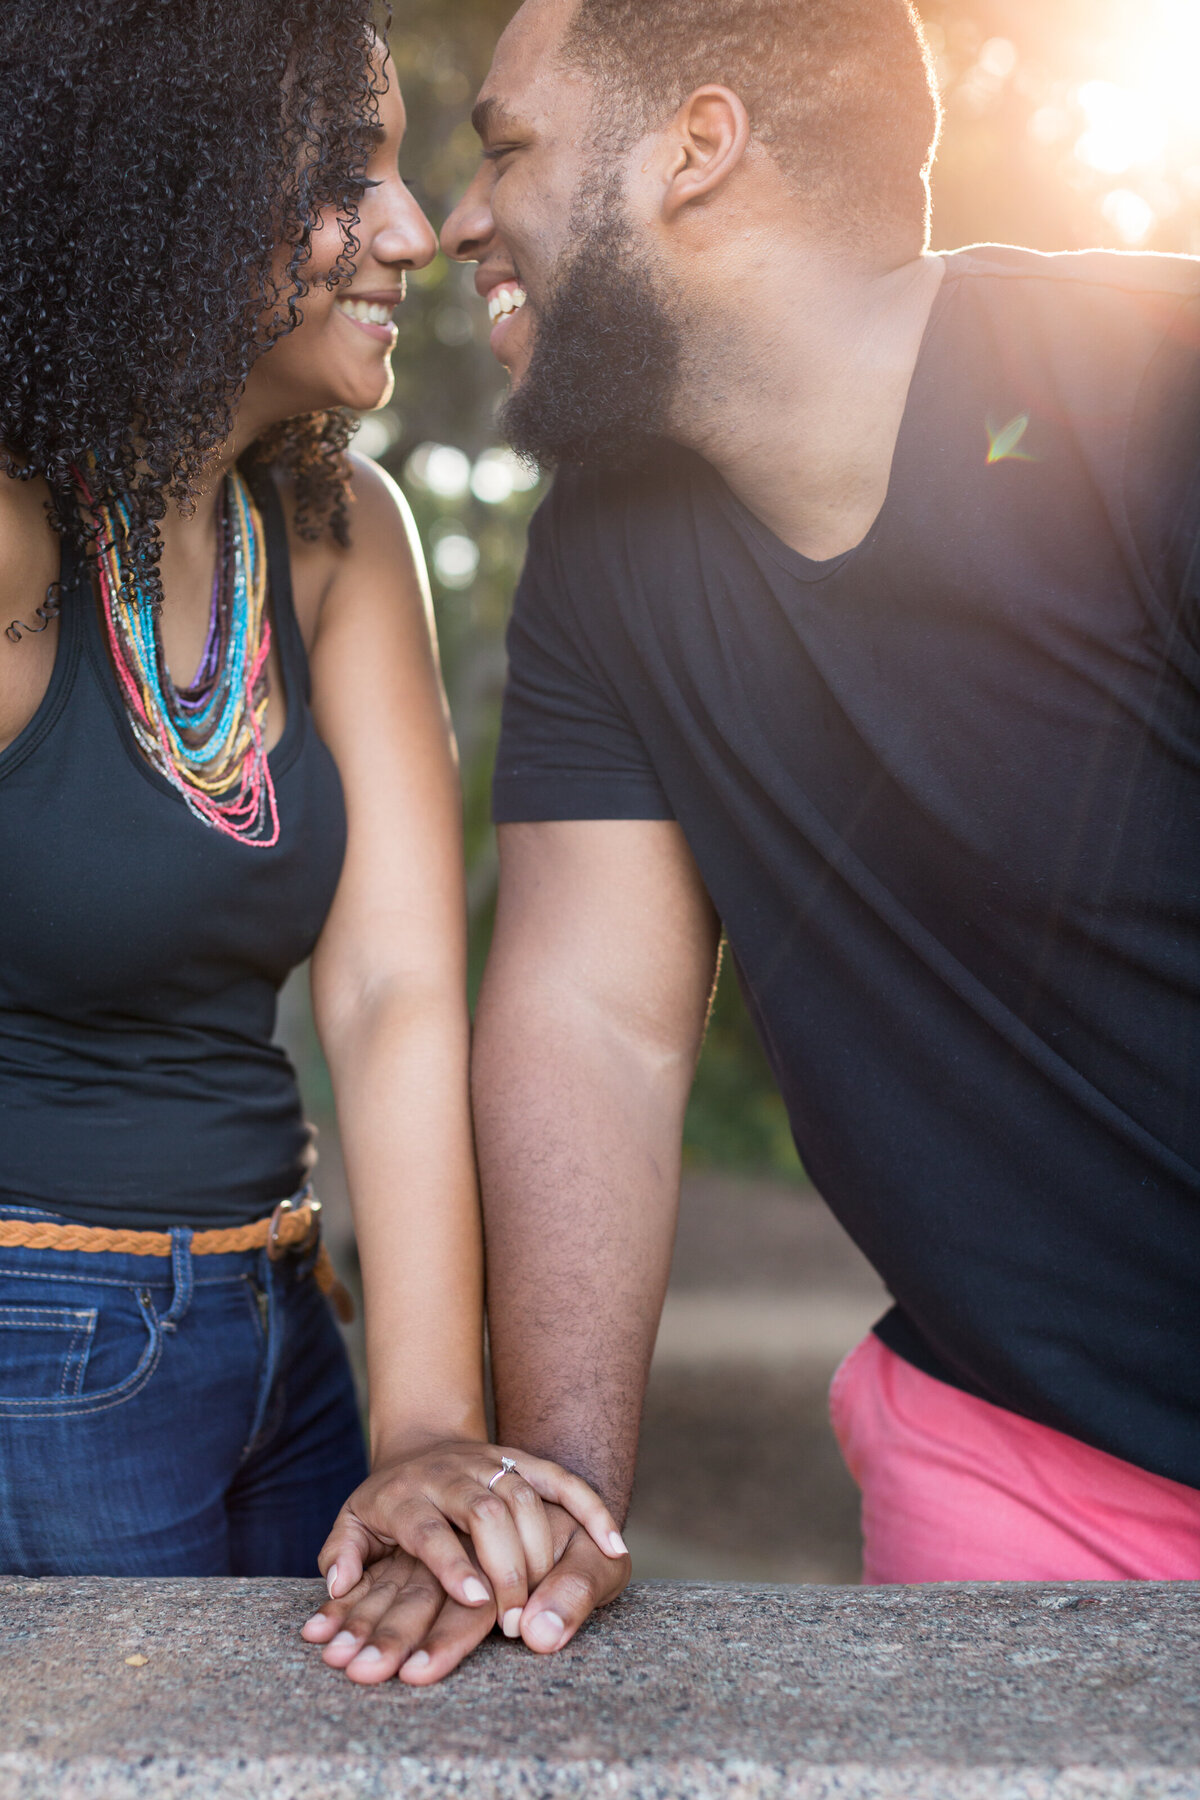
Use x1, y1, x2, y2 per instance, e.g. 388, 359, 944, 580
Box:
441, 165, 495, 264
374, 187, 439, 272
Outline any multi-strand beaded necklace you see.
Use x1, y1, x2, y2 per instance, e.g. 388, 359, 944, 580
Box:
79, 469, 280, 848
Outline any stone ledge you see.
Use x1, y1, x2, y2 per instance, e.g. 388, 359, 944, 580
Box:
2, 1577, 1199, 1798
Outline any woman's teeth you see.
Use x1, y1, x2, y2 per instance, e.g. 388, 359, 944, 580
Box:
488, 288, 527, 324
337, 299, 397, 326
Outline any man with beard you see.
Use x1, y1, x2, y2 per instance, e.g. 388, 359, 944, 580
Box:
311, 0, 1200, 1680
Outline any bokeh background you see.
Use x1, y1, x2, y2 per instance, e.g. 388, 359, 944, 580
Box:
283, 0, 1200, 1581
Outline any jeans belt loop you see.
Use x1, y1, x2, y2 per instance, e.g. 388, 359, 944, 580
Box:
161, 1227, 195, 1330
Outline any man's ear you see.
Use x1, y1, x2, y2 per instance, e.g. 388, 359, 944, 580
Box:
660, 86, 751, 219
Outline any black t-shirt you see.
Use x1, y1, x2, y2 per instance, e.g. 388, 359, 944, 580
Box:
493, 245, 1200, 1489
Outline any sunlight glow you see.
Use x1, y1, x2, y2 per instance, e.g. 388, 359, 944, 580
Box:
1070, 0, 1200, 243
1075, 82, 1166, 177
1101, 187, 1157, 245
407, 442, 472, 500
432, 532, 480, 590
1134, 0, 1200, 130
470, 447, 540, 505
1072, 3, 1200, 174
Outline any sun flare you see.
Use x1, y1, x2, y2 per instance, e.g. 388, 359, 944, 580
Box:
1070, 0, 1200, 240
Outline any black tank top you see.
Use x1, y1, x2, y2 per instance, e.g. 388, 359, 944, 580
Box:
0, 467, 348, 1229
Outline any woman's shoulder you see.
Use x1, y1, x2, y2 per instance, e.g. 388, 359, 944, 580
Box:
276, 451, 431, 652
343, 452, 428, 581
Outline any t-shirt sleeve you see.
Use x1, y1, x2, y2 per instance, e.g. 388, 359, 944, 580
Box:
492, 484, 675, 824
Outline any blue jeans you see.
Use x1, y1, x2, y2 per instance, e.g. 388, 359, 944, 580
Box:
0, 1203, 367, 1575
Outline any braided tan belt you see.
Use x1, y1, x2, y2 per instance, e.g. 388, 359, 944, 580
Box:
0, 1196, 355, 1322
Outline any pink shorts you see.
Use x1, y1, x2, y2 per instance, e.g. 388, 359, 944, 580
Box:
830, 1333, 1200, 1583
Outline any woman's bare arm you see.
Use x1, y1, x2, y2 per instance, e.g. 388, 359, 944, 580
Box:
296, 458, 624, 1682
306, 457, 484, 1475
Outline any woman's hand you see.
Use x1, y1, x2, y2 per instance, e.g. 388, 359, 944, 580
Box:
316, 1440, 628, 1638
302, 1546, 495, 1685
303, 1501, 632, 1685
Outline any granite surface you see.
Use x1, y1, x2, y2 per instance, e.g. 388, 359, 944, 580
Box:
2, 1578, 1200, 1798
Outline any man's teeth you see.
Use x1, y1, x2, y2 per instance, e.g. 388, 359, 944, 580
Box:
337, 299, 397, 326
488, 288, 527, 325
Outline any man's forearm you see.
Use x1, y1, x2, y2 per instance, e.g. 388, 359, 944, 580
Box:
473, 986, 693, 1515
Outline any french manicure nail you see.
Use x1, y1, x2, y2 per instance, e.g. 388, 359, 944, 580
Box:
330, 1631, 358, 1650
401, 1650, 431, 1675
463, 1577, 490, 1605
326, 1563, 340, 1598
608, 1532, 628, 1556
348, 1645, 384, 1668
526, 1610, 565, 1652
501, 1608, 523, 1639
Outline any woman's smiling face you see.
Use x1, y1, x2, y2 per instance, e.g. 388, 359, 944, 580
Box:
244, 53, 437, 426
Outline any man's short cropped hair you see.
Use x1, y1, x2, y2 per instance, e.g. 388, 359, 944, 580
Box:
560, 0, 943, 262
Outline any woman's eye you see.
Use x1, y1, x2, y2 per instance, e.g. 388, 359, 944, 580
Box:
361, 171, 418, 191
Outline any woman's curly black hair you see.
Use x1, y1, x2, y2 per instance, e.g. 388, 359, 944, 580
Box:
0, 0, 392, 616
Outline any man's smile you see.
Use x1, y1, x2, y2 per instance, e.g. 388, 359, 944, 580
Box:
481, 276, 531, 360
486, 281, 528, 325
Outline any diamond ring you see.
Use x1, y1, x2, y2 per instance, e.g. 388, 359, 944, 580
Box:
487, 1456, 520, 1493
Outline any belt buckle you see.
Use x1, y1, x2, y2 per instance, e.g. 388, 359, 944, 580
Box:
267, 1195, 322, 1263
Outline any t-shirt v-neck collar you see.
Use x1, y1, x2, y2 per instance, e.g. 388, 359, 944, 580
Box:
704, 260, 959, 585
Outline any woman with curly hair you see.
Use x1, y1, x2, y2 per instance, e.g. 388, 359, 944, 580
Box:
0, 0, 625, 1680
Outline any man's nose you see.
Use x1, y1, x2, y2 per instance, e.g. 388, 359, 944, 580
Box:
442, 165, 495, 263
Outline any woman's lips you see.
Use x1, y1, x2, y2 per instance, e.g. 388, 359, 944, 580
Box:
334, 292, 404, 343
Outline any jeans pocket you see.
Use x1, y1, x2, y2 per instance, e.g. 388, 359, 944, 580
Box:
0, 1279, 162, 1418
0, 1305, 96, 1400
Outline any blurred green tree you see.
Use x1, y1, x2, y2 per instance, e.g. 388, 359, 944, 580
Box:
328, 0, 1199, 1179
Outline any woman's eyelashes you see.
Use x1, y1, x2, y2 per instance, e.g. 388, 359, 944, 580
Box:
361, 170, 419, 192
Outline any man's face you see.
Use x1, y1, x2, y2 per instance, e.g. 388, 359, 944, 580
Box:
441, 0, 680, 467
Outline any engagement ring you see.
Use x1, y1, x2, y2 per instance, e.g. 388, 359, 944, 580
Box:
487, 1456, 520, 1492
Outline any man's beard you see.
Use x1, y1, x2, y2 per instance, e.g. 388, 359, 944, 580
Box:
500, 180, 681, 472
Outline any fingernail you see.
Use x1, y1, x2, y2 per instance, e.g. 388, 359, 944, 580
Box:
463, 1577, 490, 1605
502, 1608, 523, 1639
330, 1631, 358, 1650
526, 1610, 565, 1652
326, 1564, 340, 1598
401, 1650, 431, 1676
348, 1645, 384, 1669
302, 1612, 329, 1634
608, 1532, 628, 1557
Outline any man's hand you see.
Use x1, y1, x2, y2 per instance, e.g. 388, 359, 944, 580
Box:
301, 1504, 631, 1684
511, 1504, 632, 1654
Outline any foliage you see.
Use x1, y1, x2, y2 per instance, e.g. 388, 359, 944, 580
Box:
331, 0, 1198, 1180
